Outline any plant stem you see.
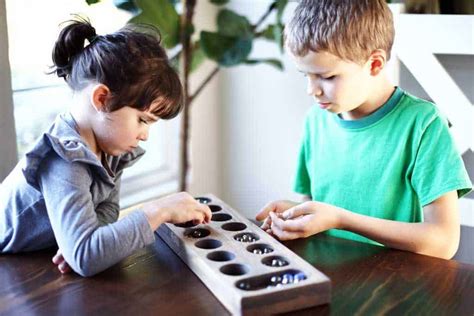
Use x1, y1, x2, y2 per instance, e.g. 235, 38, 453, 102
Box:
189, 66, 220, 103
178, 1, 277, 192
252, 1, 277, 32
179, 0, 196, 192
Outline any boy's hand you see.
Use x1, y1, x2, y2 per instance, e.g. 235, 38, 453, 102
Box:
255, 200, 298, 233
268, 201, 343, 240
52, 249, 71, 274
143, 192, 212, 231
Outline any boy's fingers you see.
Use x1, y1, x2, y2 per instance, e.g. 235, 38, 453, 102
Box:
270, 212, 306, 232
255, 202, 278, 221
282, 205, 310, 220
269, 212, 286, 227
278, 218, 306, 232
270, 222, 301, 241
260, 216, 272, 230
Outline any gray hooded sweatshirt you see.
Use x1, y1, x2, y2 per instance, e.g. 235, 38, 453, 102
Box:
0, 112, 155, 276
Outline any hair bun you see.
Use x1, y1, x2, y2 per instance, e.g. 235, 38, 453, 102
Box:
51, 16, 97, 79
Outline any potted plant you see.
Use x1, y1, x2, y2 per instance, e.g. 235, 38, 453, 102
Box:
86, 0, 289, 191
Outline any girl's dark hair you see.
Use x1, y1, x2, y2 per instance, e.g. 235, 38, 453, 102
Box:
51, 16, 183, 119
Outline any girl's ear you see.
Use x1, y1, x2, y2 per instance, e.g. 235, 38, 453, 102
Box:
368, 49, 387, 76
90, 84, 111, 112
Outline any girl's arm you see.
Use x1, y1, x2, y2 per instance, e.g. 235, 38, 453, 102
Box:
265, 191, 460, 259
95, 177, 121, 225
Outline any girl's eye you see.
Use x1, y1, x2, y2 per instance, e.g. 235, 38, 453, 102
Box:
139, 118, 148, 125
322, 75, 336, 80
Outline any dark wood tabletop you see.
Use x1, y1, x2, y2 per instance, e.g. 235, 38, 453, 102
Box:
1, 231, 473, 316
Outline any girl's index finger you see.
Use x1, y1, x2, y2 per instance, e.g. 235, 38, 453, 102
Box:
198, 204, 212, 223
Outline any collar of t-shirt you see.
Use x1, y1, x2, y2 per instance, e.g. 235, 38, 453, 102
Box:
333, 86, 404, 129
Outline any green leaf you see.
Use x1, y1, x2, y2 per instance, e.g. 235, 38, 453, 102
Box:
244, 58, 284, 71
273, 23, 284, 53
261, 24, 276, 41
210, 0, 229, 5
200, 31, 252, 67
86, 0, 101, 4
113, 0, 139, 13
169, 42, 208, 73
191, 42, 206, 73
275, 0, 288, 23
129, 0, 180, 49
217, 9, 252, 37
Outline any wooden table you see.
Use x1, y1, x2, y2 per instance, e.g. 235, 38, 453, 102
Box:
1, 232, 473, 315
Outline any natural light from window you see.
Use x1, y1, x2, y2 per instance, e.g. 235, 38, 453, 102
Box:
5, 0, 180, 206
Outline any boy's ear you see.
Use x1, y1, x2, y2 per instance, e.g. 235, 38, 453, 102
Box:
90, 84, 111, 112
368, 49, 387, 76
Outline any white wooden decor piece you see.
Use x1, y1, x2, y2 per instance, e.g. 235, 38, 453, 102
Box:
156, 194, 331, 315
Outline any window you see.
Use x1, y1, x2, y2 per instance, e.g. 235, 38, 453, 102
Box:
3, 0, 180, 207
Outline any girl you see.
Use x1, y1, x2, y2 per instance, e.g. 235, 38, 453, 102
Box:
0, 18, 211, 277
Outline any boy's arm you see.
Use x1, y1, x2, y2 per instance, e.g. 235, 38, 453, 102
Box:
337, 190, 460, 259
270, 190, 460, 259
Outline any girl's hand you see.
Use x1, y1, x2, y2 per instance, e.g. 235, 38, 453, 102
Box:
268, 201, 343, 240
143, 192, 212, 230
255, 200, 298, 233
52, 249, 71, 274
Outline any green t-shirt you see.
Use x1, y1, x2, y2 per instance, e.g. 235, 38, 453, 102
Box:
294, 87, 472, 245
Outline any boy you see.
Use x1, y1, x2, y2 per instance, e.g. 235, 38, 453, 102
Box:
256, 0, 472, 259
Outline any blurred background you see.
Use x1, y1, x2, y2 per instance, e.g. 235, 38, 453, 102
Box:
0, 1, 472, 258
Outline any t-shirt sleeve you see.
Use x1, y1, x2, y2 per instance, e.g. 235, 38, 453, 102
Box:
411, 115, 472, 206
293, 116, 312, 196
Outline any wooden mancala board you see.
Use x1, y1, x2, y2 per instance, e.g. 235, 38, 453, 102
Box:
156, 194, 331, 315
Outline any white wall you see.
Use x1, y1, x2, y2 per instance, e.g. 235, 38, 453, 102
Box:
218, 1, 308, 216
188, 1, 223, 197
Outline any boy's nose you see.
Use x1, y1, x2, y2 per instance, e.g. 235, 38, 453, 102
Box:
307, 80, 323, 97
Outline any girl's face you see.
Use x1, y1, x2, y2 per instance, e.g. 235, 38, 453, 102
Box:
93, 105, 159, 156
291, 50, 374, 119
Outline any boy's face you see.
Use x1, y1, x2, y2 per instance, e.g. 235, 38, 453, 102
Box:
291, 50, 374, 118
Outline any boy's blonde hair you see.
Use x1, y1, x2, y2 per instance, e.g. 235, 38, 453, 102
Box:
285, 0, 395, 63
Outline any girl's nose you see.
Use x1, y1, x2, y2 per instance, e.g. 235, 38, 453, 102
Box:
139, 127, 149, 141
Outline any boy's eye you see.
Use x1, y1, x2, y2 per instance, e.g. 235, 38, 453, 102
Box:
139, 118, 148, 125
322, 75, 336, 80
